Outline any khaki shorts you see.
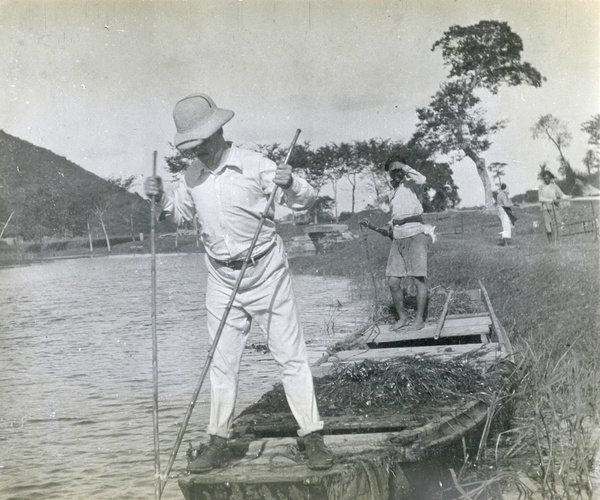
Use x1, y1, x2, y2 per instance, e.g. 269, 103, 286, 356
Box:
385, 232, 428, 278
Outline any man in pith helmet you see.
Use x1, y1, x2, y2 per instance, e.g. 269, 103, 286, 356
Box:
144, 93, 333, 472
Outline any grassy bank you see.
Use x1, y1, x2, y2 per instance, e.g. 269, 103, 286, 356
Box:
290, 223, 600, 499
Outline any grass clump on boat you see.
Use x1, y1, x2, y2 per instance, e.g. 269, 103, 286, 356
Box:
240, 354, 516, 419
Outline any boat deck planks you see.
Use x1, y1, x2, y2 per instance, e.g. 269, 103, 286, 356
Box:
364, 316, 492, 344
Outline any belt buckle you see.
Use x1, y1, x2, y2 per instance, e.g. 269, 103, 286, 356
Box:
230, 259, 248, 270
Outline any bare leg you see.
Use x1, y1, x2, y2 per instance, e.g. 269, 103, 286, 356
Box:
388, 276, 408, 330
413, 276, 427, 330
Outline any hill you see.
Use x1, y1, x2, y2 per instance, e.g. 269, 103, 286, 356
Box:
0, 130, 174, 241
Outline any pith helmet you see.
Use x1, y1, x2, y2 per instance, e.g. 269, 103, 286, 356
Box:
173, 94, 234, 150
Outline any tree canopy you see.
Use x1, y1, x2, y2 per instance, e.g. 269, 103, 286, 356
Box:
432, 20, 544, 93
415, 20, 544, 208
162, 138, 460, 220
581, 114, 600, 175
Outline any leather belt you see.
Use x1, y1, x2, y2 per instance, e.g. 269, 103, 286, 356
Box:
393, 215, 423, 226
209, 244, 274, 270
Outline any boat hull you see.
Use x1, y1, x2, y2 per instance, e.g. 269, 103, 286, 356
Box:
179, 453, 410, 500
178, 286, 514, 500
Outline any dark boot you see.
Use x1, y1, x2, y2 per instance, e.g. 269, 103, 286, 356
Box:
303, 432, 333, 470
187, 435, 233, 474
497, 238, 506, 246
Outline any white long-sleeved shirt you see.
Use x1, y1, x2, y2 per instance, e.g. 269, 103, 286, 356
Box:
538, 182, 565, 210
497, 190, 513, 208
389, 166, 426, 239
160, 144, 315, 261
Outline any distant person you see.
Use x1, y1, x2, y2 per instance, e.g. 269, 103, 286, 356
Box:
496, 183, 517, 246
144, 93, 333, 473
384, 155, 429, 331
538, 171, 567, 243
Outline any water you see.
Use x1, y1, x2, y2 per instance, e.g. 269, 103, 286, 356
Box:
0, 254, 369, 500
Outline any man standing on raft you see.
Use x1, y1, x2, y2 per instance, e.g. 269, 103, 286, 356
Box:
384, 155, 429, 331
144, 93, 333, 473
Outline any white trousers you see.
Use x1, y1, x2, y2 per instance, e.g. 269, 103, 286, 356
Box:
498, 207, 512, 239
204, 236, 323, 439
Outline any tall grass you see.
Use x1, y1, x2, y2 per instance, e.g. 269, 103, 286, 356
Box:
290, 218, 600, 498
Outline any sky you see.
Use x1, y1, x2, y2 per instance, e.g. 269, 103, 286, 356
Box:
1, 0, 598, 208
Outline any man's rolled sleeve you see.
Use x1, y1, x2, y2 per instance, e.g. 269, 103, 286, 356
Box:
159, 180, 196, 225
279, 176, 316, 210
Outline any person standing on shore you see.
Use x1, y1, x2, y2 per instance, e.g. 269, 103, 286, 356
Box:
144, 93, 333, 473
538, 170, 567, 244
384, 155, 429, 331
496, 183, 517, 246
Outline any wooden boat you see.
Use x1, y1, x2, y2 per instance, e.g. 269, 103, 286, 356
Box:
179, 282, 515, 500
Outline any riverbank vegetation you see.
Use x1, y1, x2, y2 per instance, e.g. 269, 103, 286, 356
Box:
290, 225, 600, 499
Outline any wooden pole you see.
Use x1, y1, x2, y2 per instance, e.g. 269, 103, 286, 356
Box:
550, 204, 559, 243
150, 151, 162, 499
0, 210, 14, 239
159, 129, 301, 495
478, 280, 514, 362
590, 201, 598, 241
434, 289, 454, 340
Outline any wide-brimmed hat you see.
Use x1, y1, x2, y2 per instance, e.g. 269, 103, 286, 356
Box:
173, 94, 234, 150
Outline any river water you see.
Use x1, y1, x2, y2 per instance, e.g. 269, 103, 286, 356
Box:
0, 254, 369, 500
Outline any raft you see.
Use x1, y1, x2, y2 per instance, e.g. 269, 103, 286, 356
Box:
178, 283, 515, 500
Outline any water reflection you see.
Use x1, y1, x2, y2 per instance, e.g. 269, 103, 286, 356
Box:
0, 254, 368, 499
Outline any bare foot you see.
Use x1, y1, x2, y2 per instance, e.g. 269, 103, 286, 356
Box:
391, 318, 409, 331
412, 319, 425, 330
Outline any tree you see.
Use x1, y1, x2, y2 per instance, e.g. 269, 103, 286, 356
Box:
164, 143, 194, 176
583, 150, 599, 177
315, 143, 346, 222
581, 114, 600, 175
107, 175, 143, 241
255, 142, 287, 164
530, 113, 586, 195
89, 192, 115, 253
488, 162, 507, 187
354, 138, 393, 209
416, 20, 544, 208
531, 114, 573, 173
335, 142, 363, 214
289, 142, 324, 195
305, 195, 335, 224
15, 186, 63, 242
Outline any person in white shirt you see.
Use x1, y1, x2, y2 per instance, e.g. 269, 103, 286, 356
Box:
384, 155, 429, 331
496, 183, 517, 246
538, 170, 567, 243
144, 93, 333, 473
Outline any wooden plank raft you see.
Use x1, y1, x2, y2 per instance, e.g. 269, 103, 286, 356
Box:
179, 287, 514, 500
